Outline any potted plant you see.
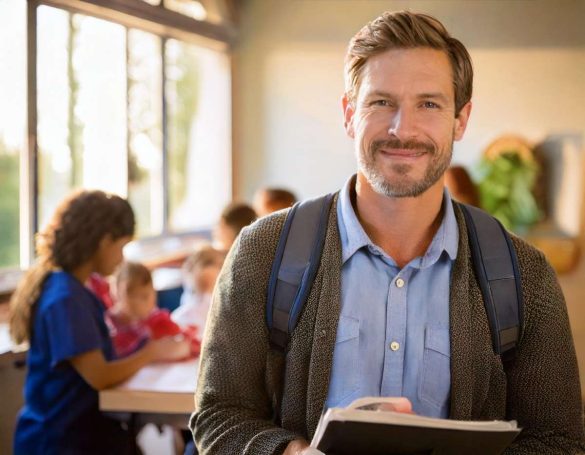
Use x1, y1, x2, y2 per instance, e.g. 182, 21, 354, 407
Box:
477, 136, 541, 234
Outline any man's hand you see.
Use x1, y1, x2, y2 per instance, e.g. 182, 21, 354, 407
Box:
283, 439, 324, 455
373, 396, 414, 413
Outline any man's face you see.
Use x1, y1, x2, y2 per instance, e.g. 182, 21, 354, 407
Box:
343, 48, 471, 198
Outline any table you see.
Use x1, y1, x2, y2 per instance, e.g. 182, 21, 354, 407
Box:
99, 359, 199, 427
0, 322, 11, 355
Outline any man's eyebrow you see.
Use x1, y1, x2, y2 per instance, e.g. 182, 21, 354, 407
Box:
417, 92, 450, 103
362, 90, 394, 99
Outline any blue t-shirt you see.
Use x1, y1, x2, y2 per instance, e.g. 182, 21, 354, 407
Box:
14, 271, 129, 455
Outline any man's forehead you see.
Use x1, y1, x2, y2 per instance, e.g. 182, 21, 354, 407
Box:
357, 48, 454, 98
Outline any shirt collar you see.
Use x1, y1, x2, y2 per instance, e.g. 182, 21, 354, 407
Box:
421, 188, 459, 268
337, 175, 372, 264
337, 175, 459, 267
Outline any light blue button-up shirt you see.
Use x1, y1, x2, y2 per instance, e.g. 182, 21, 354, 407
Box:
325, 176, 459, 418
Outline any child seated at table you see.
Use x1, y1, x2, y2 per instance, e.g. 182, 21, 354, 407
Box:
253, 186, 297, 217
107, 261, 200, 359
212, 201, 257, 251
10, 190, 189, 455
172, 244, 225, 339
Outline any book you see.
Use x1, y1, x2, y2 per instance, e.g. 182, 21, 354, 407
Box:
310, 397, 521, 455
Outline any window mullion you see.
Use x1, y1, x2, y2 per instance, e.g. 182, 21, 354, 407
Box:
23, 0, 39, 267
161, 36, 169, 233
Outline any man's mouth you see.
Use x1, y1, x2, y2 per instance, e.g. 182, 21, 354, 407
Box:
371, 139, 434, 160
378, 148, 427, 159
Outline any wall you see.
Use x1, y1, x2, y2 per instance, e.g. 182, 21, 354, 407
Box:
233, 0, 585, 200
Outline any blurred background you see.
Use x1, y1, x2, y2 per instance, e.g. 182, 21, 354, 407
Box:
0, 0, 584, 452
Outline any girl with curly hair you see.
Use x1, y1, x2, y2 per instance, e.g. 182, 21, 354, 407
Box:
10, 190, 189, 455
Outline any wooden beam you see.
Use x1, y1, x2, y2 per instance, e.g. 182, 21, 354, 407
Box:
36, 0, 237, 50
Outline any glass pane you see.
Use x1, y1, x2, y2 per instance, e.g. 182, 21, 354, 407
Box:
37, 7, 127, 229
128, 29, 164, 237
0, 0, 25, 269
165, 0, 208, 21
166, 39, 231, 231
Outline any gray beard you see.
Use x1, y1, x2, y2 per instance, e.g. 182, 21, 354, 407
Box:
359, 142, 453, 198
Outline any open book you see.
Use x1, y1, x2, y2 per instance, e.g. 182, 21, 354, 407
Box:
310, 397, 521, 455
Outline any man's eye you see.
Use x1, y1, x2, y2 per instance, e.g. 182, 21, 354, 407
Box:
372, 100, 390, 106
423, 101, 439, 109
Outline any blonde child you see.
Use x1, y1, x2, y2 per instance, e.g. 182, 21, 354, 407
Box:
10, 190, 189, 455
172, 244, 225, 339
108, 261, 200, 358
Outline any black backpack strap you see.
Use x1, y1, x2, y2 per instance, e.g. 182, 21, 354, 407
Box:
266, 193, 335, 352
458, 203, 523, 358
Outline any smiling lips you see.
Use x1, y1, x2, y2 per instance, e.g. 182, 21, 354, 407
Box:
378, 148, 428, 159
371, 139, 435, 160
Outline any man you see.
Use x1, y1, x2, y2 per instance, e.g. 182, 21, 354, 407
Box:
192, 11, 585, 455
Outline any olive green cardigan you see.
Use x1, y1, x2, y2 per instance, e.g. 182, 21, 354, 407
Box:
192, 196, 585, 454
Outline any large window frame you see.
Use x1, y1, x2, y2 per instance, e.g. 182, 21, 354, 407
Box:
19, 0, 236, 268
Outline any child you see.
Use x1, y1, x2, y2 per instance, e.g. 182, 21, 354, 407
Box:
213, 201, 257, 251
172, 244, 225, 338
9, 190, 189, 455
253, 187, 297, 217
107, 261, 200, 358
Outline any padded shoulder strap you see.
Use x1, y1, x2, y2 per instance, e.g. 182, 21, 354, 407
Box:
266, 193, 335, 352
458, 203, 523, 357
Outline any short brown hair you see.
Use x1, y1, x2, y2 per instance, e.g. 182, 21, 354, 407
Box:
264, 188, 297, 208
116, 261, 152, 292
220, 202, 257, 234
345, 11, 473, 115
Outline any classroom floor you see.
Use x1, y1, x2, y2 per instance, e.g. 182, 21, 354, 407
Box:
138, 424, 185, 455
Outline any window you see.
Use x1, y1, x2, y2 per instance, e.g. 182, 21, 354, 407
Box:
128, 29, 164, 237
166, 39, 231, 230
0, 0, 26, 269
37, 8, 128, 227
3, 0, 235, 270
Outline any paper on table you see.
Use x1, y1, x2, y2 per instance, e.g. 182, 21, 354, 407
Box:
116, 358, 198, 393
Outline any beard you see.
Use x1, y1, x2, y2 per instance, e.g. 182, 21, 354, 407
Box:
358, 136, 453, 198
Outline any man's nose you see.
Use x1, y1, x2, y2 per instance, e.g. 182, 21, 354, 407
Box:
388, 107, 418, 140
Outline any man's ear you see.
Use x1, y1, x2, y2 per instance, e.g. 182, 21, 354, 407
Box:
453, 101, 472, 141
342, 94, 355, 139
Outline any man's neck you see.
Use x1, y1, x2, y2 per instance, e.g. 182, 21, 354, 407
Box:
353, 173, 445, 268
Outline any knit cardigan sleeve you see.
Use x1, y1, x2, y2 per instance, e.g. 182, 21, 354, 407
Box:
191, 212, 301, 455
503, 237, 585, 454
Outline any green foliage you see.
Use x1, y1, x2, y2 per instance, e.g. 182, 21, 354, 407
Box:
0, 140, 20, 268
168, 46, 199, 212
477, 152, 541, 233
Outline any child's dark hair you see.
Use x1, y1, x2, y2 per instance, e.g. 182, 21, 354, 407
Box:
220, 202, 257, 234
10, 190, 135, 344
116, 261, 153, 292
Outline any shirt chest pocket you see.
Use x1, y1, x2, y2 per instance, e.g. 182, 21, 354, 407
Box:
327, 315, 360, 407
419, 327, 451, 409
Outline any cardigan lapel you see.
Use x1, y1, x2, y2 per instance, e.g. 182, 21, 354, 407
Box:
449, 205, 493, 420
305, 195, 343, 438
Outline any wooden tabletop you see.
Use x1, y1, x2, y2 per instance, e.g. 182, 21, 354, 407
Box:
99, 359, 199, 415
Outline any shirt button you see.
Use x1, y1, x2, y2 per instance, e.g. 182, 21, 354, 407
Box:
395, 278, 405, 288
390, 341, 400, 351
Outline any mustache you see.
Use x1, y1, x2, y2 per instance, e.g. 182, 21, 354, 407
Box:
371, 138, 435, 154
